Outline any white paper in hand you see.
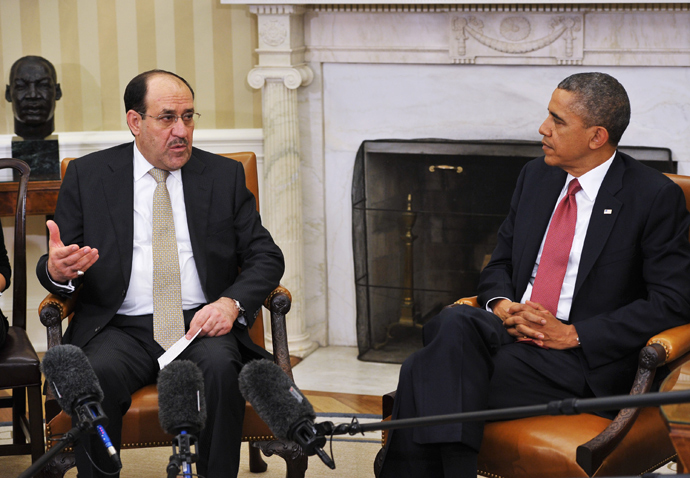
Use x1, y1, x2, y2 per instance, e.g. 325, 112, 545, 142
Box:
157, 329, 202, 369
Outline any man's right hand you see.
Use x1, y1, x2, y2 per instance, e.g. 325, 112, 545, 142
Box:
46, 220, 99, 284
491, 298, 519, 323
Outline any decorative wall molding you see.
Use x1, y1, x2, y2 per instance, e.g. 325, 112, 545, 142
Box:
304, 8, 690, 66
450, 14, 583, 64
248, 65, 315, 89
309, 3, 690, 13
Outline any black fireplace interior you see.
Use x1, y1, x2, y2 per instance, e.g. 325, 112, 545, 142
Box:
352, 139, 674, 364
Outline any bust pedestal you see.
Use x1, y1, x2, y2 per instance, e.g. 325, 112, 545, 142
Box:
11, 135, 60, 181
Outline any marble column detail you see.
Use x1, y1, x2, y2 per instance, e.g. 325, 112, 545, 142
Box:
248, 5, 317, 357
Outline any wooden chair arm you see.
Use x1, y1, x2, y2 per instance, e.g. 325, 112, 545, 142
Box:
453, 296, 479, 308
646, 322, 690, 365
263, 285, 294, 380
575, 344, 666, 474
39, 292, 78, 350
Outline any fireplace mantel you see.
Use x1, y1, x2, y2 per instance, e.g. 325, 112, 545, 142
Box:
224, 0, 690, 350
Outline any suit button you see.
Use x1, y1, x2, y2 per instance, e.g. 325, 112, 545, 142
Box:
122, 290, 126, 297
95, 326, 100, 332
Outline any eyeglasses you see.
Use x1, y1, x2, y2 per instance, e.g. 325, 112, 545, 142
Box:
139, 112, 200, 128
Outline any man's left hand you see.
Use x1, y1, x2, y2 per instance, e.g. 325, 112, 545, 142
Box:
186, 297, 239, 339
505, 300, 579, 350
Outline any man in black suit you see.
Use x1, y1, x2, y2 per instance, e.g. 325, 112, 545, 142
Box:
36, 70, 284, 478
379, 72, 690, 477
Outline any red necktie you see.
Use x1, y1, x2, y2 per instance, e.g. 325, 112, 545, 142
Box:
530, 178, 582, 316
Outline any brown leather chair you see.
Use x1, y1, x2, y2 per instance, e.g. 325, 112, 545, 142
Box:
376, 172, 690, 477
0, 159, 44, 463
39, 152, 308, 477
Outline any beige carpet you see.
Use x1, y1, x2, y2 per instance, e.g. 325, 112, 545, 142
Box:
2, 439, 382, 477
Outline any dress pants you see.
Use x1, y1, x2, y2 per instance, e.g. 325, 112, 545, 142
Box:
74, 308, 245, 478
379, 305, 595, 478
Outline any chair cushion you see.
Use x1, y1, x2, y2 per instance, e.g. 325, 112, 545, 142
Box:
0, 327, 41, 388
47, 383, 276, 449
477, 408, 674, 478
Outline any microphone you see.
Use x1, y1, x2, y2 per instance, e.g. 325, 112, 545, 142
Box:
157, 360, 207, 478
238, 359, 336, 469
41, 344, 122, 469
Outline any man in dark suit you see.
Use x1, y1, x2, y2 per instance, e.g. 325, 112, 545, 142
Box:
379, 72, 690, 477
36, 70, 284, 478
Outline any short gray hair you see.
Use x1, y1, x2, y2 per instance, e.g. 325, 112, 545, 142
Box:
557, 72, 630, 146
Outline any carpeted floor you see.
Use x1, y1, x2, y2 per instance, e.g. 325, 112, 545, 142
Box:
3, 439, 381, 478
2, 416, 383, 478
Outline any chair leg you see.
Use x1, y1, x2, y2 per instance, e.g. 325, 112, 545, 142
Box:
249, 442, 268, 472
12, 387, 27, 445
374, 447, 385, 477
254, 439, 308, 478
28, 384, 45, 461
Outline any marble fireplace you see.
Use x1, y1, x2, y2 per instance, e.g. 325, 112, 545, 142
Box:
226, 0, 690, 357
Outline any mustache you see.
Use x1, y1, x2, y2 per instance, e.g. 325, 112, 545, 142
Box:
167, 139, 188, 148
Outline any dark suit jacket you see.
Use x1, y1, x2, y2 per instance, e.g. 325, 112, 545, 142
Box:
478, 151, 690, 398
37, 142, 285, 357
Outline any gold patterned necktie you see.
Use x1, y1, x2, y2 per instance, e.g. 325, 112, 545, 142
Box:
149, 168, 185, 350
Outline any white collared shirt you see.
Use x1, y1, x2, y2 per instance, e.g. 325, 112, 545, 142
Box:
518, 152, 616, 321
117, 142, 206, 315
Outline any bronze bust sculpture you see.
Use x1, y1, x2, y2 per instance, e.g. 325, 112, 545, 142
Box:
5, 56, 62, 140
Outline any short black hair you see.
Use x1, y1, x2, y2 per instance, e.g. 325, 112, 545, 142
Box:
9, 56, 58, 83
557, 72, 630, 146
123, 69, 195, 114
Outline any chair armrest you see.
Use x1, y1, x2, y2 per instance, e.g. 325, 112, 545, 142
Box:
39, 292, 78, 350
576, 343, 666, 475
646, 323, 690, 365
453, 296, 479, 308
263, 285, 293, 380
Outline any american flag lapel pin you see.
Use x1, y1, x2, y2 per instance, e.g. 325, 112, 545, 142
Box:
604, 209, 613, 215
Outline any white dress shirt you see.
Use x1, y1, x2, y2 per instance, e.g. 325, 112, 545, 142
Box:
117, 143, 207, 315
489, 152, 615, 321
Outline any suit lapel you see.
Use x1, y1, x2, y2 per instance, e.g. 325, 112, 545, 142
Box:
101, 146, 135, 286
514, 165, 567, 298
574, 153, 624, 299
181, 152, 212, 292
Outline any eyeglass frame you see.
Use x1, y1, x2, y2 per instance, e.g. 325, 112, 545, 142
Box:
138, 111, 201, 127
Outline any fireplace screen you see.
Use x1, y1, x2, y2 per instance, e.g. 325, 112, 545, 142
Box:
352, 140, 674, 364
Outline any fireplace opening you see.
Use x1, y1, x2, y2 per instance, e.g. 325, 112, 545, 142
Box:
352, 139, 674, 364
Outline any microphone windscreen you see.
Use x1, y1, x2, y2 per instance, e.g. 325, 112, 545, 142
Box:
157, 360, 207, 435
41, 344, 104, 416
238, 359, 315, 439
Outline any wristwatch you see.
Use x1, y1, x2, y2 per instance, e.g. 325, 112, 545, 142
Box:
231, 298, 245, 318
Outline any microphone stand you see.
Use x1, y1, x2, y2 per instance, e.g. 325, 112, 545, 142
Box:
17, 426, 86, 478
320, 388, 690, 436
18, 398, 121, 478
167, 430, 199, 478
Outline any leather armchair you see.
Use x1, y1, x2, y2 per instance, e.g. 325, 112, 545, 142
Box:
376, 172, 690, 477
39, 153, 308, 478
0, 159, 44, 463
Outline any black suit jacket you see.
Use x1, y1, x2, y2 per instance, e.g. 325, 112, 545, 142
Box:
478, 152, 690, 397
37, 142, 284, 356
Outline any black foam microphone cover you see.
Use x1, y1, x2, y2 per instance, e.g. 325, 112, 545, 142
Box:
41, 344, 104, 416
157, 360, 207, 435
238, 359, 315, 439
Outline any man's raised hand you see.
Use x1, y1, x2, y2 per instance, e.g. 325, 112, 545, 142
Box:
46, 220, 99, 283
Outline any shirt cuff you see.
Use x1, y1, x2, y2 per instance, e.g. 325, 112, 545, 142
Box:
45, 264, 76, 293
486, 297, 510, 313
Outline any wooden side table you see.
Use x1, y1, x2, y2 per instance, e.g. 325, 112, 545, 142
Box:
660, 361, 690, 472
0, 180, 61, 217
